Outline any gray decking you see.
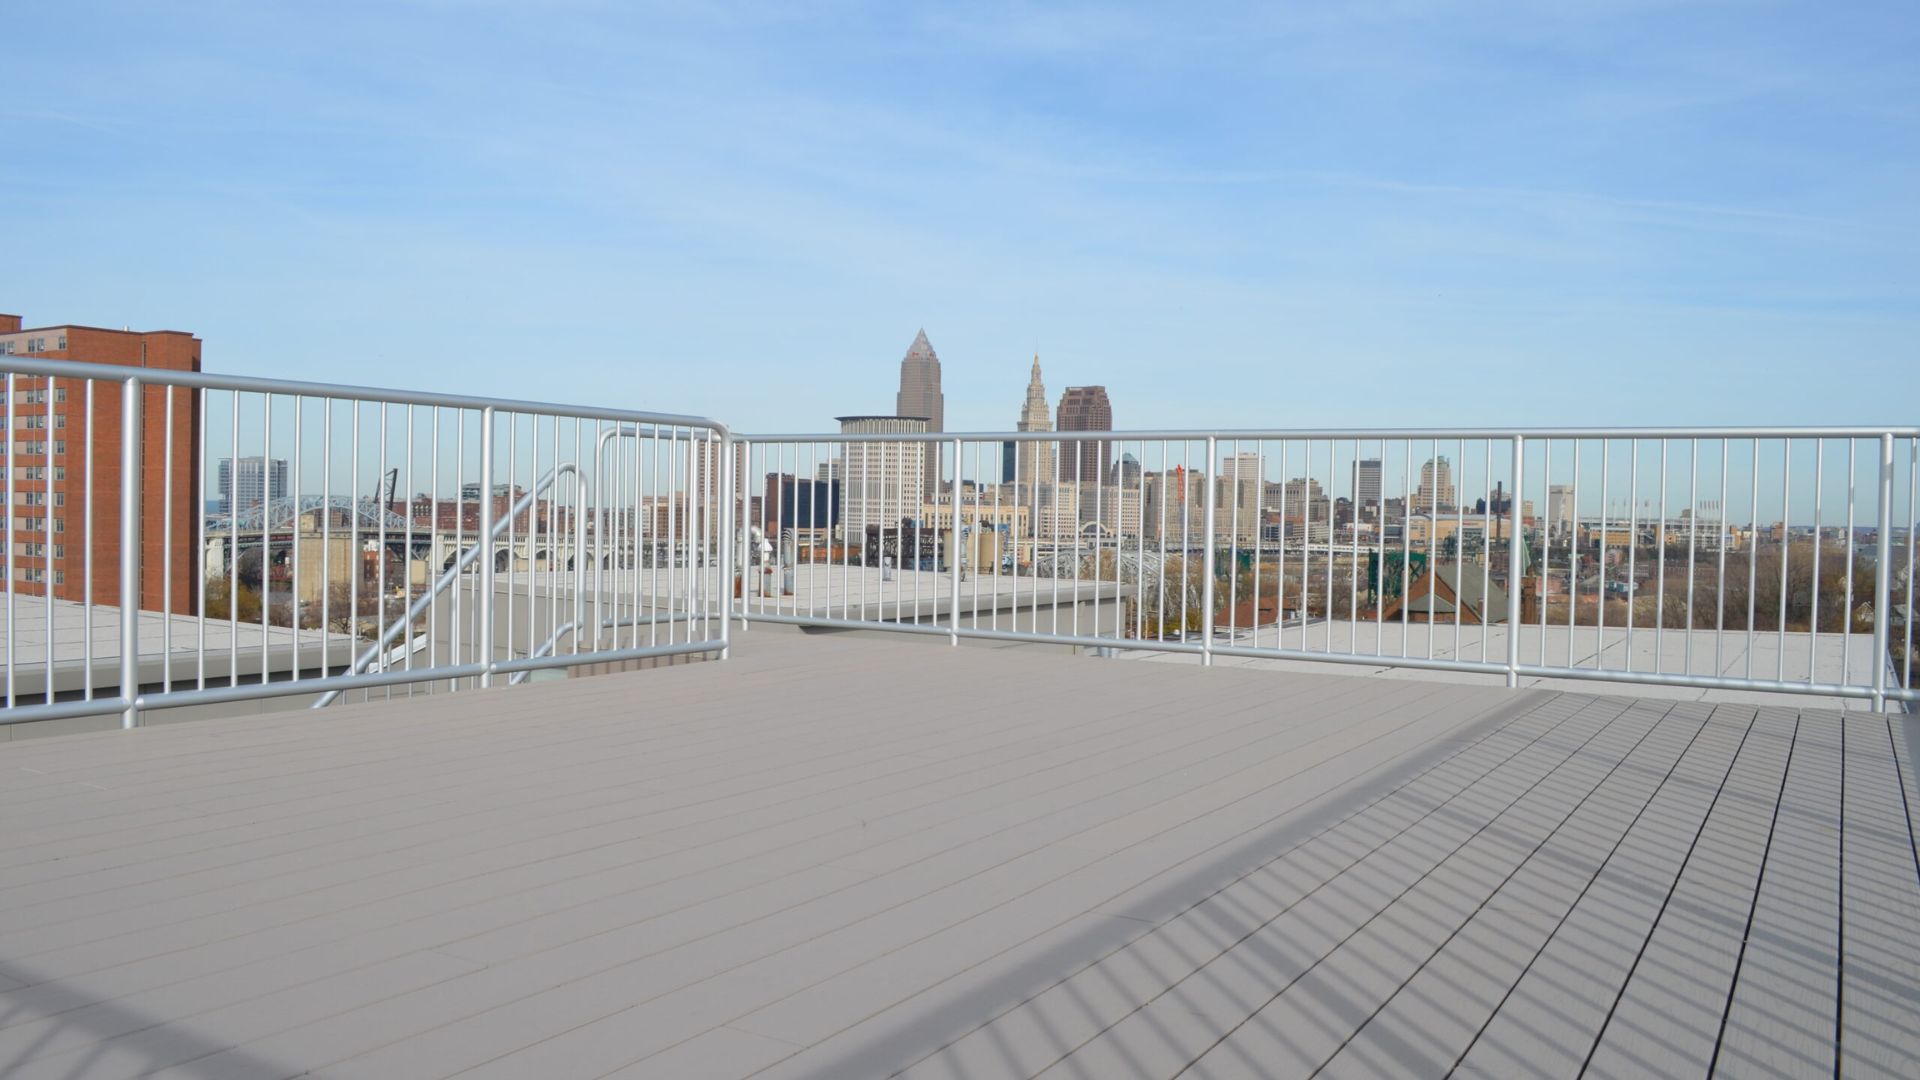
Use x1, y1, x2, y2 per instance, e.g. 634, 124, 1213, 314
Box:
1, 633, 1916, 1079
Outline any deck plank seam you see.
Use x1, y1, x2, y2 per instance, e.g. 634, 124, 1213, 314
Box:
1148, 698, 1666, 1080
908, 696, 1627, 1080
1295, 700, 1705, 1078
1697, 713, 1800, 1079
1446, 703, 1760, 1077
835, 694, 1578, 1080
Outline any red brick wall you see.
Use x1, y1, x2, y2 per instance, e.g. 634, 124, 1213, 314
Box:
7, 326, 202, 613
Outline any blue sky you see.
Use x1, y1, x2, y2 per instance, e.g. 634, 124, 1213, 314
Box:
4, 1, 1916, 435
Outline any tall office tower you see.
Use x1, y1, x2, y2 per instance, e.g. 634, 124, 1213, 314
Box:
1418, 456, 1456, 514
895, 330, 944, 495
218, 456, 290, 514
1144, 466, 1206, 546
0, 312, 201, 611
1547, 484, 1575, 535
1014, 354, 1054, 494
690, 436, 745, 540
836, 415, 928, 537
1215, 452, 1264, 542
1353, 458, 1383, 516
1055, 385, 1113, 484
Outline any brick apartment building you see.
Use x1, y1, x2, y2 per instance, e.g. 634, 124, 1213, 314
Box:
0, 312, 202, 612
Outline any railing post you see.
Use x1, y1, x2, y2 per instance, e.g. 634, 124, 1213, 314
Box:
119, 376, 143, 728
1201, 435, 1217, 667
734, 438, 749, 634
573, 464, 588, 661
1872, 432, 1894, 712
1506, 434, 1524, 689
719, 433, 735, 659
950, 436, 962, 646
477, 406, 496, 688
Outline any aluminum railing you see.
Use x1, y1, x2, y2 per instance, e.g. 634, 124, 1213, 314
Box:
2, 356, 1911, 734
0, 356, 732, 729
732, 427, 1918, 711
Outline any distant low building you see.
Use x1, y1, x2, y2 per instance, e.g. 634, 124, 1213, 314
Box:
1380, 564, 1509, 625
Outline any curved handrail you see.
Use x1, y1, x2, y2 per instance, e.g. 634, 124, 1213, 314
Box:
311, 462, 587, 708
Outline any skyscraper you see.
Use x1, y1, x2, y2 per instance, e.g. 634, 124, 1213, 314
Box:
1055, 385, 1113, 484
1014, 354, 1054, 492
836, 415, 928, 537
1217, 452, 1263, 542
219, 456, 290, 514
1353, 458, 1383, 516
895, 330, 943, 494
1418, 456, 1456, 514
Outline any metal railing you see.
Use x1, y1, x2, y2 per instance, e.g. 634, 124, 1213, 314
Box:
731, 427, 1918, 711
0, 356, 732, 729
1, 354, 1911, 734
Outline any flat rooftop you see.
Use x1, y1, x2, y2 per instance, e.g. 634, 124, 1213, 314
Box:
1, 633, 1916, 1078
1142, 618, 1892, 711
0, 599, 357, 711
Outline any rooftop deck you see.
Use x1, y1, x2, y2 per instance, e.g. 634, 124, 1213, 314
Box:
2, 633, 1916, 1079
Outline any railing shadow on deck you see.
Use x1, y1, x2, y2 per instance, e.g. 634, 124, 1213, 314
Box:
770, 687, 1560, 1079
0, 959, 307, 1080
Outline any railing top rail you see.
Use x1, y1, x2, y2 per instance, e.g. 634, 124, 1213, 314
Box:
0, 355, 728, 433
736, 425, 1920, 444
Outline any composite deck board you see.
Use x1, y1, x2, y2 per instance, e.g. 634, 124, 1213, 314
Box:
1836, 712, 1920, 1078
1456, 702, 1771, 1078
1016, 696, 1645, 1080
0, 657, 1336, 1022
1162, 699, 1682, 1079
1712, 708, 1843, 1079
520, 679, 1534, 1078
310, 672, 1463, 1077
878, 693, 1590, 1080
1313, 701, 1734, 1078
0, 631, 1910, 1080
1891, 712, 1920, 874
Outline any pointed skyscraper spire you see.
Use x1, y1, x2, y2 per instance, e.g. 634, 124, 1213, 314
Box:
896, 329, 944, 493
1015, 353, 1054, 493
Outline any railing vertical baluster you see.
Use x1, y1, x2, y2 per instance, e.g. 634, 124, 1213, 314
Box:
164, 386, 175, 692
86, 380, 97, 700
262, 395, 274, 688
1564, 439, 1575, 668
720, 432, 735, 660
950, 436, 962, 646
477, 406, 495, 687
1747, 439, 1759, 681
1532, 439, 1549, 662
1810, 438, 1824, 685
290, 397, 301, 684
1778, 439, 1791, 681
1871, 432, 1893, 712
5, 372, 16, 711
322, 395, 334, 680
1596, 439, 1609, 671
1716, 438, 1728, 679
1905, 438, 1916, 697
1479, 438, 1490, 664
1843, 438, 1856, 694
1506, 434, 1524, 688
119, 376, 142, 728
1201, 435, 1216, 666
1685, 438, 1698, 676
